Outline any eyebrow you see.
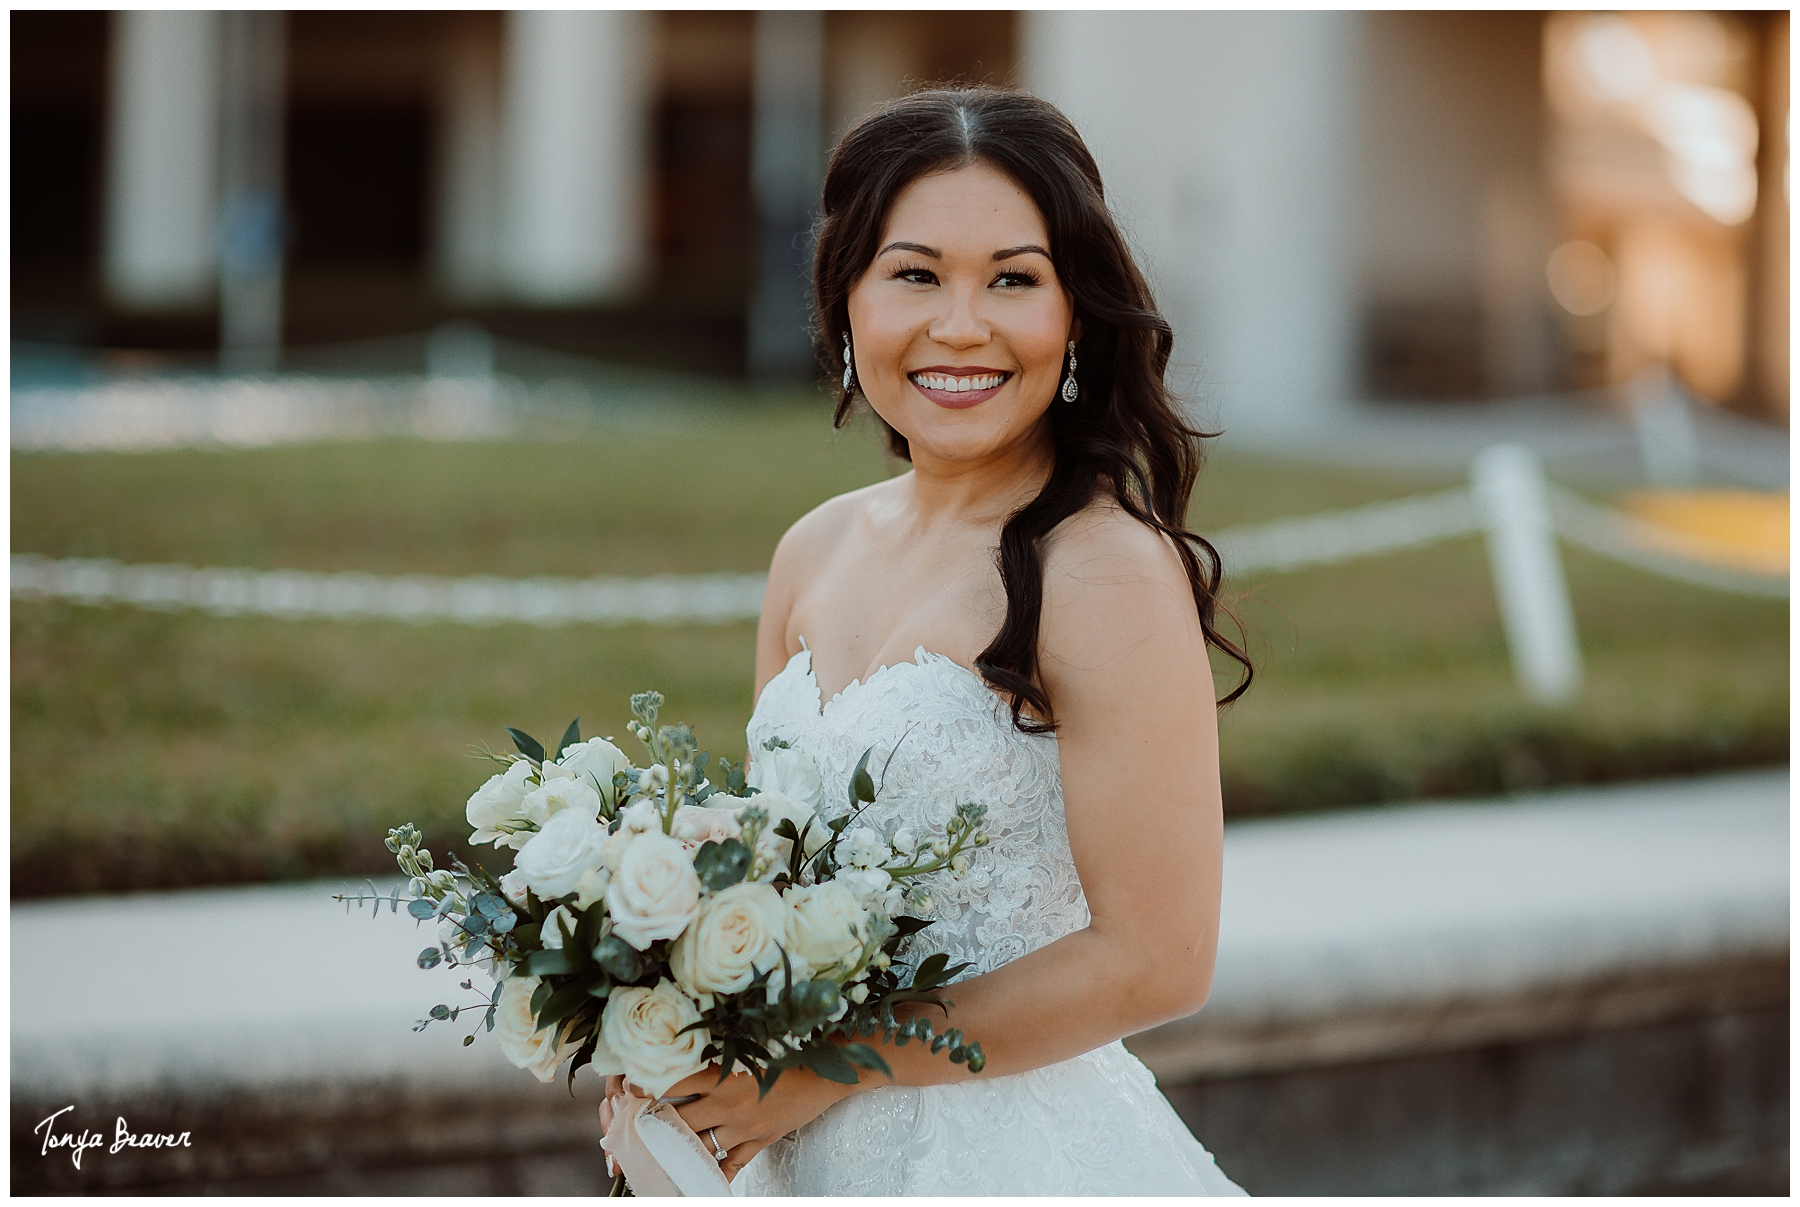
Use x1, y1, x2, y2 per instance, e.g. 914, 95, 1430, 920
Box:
875, 241, 1053, 261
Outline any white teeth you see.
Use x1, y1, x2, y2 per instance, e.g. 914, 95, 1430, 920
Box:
911, 372, 1006, 393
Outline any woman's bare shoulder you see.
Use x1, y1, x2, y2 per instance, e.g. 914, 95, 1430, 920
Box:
768, 477, 899, 584
1037, 498, 1205, 681
1042, 497, 1193, 593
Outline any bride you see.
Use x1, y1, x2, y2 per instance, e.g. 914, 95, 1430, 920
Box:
610, 86, 1252, 1195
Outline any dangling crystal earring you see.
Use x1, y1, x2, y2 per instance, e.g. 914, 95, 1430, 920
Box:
842, 332, 856, 393
1060, 340, 1079, 402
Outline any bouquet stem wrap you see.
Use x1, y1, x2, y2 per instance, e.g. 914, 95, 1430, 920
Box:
601, 1085, 734, 1197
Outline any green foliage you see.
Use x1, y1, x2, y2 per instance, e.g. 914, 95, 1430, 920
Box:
692, 838, 751, 891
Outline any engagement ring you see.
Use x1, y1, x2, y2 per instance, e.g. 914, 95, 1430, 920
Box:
707, 1127, 728, 1162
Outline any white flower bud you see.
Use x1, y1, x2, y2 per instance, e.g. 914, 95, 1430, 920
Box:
950, 852, 970, 876
890, 828, 918, 856
931, 838, 950, 859
849, 982, 870, 1004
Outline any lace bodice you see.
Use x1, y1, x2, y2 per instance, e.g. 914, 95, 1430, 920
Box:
747, 646, 1089, 980
736, 646, 1247, 1196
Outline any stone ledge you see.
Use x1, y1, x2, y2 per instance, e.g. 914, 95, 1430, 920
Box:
1127, 954, 1788, 1083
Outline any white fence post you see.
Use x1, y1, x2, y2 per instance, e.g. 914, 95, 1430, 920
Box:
1471, 443, 1584, 705
1628, 365, 1701, 489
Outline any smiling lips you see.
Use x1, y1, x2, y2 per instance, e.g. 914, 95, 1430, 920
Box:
908, 368, 1012, 409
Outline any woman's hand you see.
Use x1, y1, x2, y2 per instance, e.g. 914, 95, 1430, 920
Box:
650, 1065, 860, 1181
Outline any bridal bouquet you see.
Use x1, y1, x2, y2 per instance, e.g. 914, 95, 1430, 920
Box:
343, 690, 986, 1163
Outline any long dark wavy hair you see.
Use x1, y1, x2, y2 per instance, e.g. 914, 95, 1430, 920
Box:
811, 86, 1252, 733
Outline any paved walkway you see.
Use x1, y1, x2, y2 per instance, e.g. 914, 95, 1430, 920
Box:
11, 769, 1787, 1099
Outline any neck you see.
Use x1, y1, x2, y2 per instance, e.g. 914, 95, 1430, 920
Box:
898, 418, 1056, 533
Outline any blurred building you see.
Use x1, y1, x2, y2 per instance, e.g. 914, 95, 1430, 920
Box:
11, 11, 1788, 424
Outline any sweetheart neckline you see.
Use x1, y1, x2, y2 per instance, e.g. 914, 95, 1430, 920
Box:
760, 644, 1056, 741
795, 645, 977, 715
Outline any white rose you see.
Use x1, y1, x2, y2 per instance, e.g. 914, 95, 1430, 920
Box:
747, 745, 825, 811
669, 883, 787, 995
499, 868, 530, 907
669, 804, 743, 847
543, 736, 630, 808
512, 807, 609, 901
466, 759, 534, 846
494, 973, 592, 1083
540, 904, 579, 950
784, 882, 867, 975
600, 979, 709, 1097
605, 830, 703, 950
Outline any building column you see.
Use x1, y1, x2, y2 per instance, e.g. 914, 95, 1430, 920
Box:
216, 10, 287, 373
498, 10, 651, 306
434, 17, 503, 303
749, 10, 825, 381
103, 11, 222, 311
1023, 12, 1360, 440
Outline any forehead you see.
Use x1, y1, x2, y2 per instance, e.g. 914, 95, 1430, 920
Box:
879, 162, 1049, 250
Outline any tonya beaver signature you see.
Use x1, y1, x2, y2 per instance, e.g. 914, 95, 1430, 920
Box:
34, 1106, 192, 1169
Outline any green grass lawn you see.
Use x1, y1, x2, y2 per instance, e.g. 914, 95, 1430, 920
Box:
12, 399, 1787, 896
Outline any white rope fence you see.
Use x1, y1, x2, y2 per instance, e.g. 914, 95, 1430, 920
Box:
7, 559, 768, 627
11, 444, 1783, 701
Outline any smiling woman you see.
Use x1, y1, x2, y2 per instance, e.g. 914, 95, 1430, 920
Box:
600, 87, 1253, 1196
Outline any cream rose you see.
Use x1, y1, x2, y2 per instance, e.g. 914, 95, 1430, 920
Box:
512, 807, 609, 900
466, 759, 534, 846
544, 736, 630, 809
783, 882, 867, 975
605, 830, 703, 950
669, 882, 787, 995
600, 979, 709, 1097
493, 973, 582, 1082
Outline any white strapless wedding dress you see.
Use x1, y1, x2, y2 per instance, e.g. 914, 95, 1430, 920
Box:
734, 646, 1246, 1197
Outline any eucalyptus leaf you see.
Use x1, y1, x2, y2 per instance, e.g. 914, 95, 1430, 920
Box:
472, 893, 506, 919
692, 839, 751, 891
406, 898, 436, 920
417, 947, 442, 970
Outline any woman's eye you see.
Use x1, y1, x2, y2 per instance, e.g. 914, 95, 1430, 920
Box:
893, 267, 937, 285
993, 271, 1041, 289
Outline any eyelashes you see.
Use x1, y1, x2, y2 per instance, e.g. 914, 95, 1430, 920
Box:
887, 262, 1044, 288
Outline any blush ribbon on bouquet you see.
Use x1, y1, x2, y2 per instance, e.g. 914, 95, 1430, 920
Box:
601, 1086, 734, 1197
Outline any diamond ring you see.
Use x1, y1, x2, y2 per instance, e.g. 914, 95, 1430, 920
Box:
707, 1127, 728, 1162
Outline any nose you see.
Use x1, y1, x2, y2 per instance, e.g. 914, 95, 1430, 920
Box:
927, 281, 990, 349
